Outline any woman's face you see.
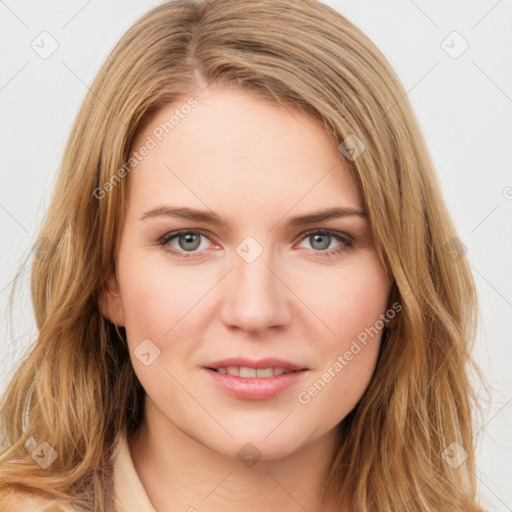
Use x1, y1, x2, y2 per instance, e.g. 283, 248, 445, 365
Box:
102, 86, 391, 460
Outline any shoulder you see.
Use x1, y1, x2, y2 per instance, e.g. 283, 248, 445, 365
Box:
0, 487, 79, 512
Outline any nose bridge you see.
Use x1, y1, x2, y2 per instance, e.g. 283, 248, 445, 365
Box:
220, 235, 290, 332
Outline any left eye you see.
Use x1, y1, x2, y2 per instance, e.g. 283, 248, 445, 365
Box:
158, 229, 353, 258
296, 230, 352, 254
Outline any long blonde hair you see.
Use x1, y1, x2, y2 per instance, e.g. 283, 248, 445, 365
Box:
0, 0, 488, 510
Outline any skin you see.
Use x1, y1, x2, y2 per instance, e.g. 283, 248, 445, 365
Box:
100, 85, 391, 512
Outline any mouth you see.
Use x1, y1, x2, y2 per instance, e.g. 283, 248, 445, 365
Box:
202, 358, 309, 400
206, 366, 302, 378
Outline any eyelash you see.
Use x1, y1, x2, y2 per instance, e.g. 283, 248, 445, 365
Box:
157, 229, 354, 259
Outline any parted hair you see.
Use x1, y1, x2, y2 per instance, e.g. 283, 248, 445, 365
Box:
0, 1, 487, 511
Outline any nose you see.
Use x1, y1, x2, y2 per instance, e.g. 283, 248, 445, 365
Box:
219, 241, 292, 335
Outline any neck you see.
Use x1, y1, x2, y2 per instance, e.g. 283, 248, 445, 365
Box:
128, 398, 344, 512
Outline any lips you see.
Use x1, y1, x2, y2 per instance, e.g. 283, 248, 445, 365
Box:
203, 357, 309, 400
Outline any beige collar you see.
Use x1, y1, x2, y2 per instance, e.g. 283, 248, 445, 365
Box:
112, 431, 157, 512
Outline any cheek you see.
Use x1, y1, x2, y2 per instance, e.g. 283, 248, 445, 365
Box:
304, 252, 390, 344
297, 254, 389, 407
117, 250, 208, 340
117, 258, 206, 395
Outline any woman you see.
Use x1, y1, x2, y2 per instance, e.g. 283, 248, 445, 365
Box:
0, 0, 488, 510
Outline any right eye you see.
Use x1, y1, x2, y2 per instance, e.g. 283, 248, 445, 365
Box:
158, 229, 215, 258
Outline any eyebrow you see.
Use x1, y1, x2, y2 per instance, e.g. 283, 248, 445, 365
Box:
140, 205, 367, 225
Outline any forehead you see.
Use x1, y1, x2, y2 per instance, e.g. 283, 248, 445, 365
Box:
127, 86, 361, 217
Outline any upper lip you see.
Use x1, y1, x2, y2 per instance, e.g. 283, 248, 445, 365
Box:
204, 357, 308, 371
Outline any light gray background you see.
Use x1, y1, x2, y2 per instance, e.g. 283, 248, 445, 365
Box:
1, 1, 511, 510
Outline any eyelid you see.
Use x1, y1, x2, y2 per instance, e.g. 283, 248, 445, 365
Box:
295, 228, 354, 244
158, 228, 217, 248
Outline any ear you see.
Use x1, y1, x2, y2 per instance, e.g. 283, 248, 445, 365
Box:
98, 269, 125, 327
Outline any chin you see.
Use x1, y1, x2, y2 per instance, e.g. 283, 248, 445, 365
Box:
198, 416, 319, 463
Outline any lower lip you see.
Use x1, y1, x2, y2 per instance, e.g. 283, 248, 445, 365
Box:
203, 368, 308, 400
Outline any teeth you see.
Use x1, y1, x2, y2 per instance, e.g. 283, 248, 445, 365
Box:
256, 367, 273, 377
214, 366, 295, 378
239, 367, 257, 378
